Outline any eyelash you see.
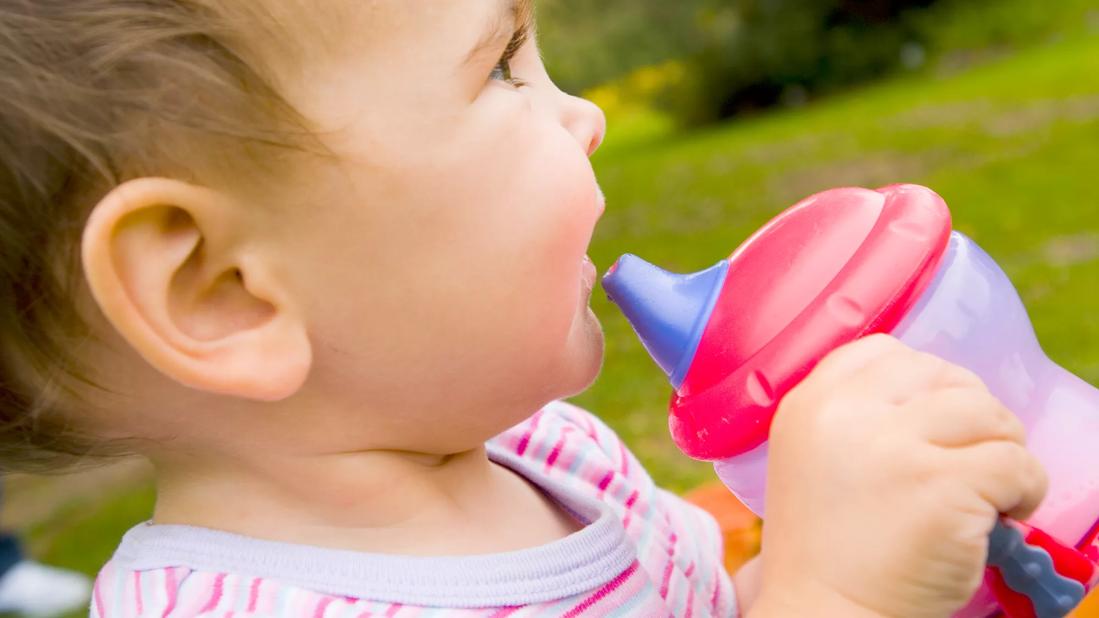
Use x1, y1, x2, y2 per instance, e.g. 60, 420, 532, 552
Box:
490, 24, 530, 87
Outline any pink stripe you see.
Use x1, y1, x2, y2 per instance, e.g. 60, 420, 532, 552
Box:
515, 410, 544, 456
313, 596, 335, 618
659, 558, 676, 599
247, 578, 261, 612
625, 490, 639, 509
709, 566, 722, 613
684, 584, 696, 618
93, 573, 106, 617
560, 560, 640, 618
134, 571, 144, 615
384, 603, 403, 617
555, 425, 579, 470
618, 441, 630, 477
225, 613, 234, 618
556, 448, 578, 473
199, 573, 226, 612
596, 470, 613, 495
685, 561, 696, 578
581, 413, 600, 445
545, 436, 567, 470
622, 489, 640, 529
659, 532, 679, 599
162, 568, 179, 618
486, 607, 521, 618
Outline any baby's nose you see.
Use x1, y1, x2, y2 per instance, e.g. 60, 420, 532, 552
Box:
560, 93, 606, 157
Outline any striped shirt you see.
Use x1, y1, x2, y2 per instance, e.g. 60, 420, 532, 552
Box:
92, 401, 736, 617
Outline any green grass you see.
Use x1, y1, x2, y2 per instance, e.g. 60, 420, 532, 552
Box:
15, 31, 1099, 595
22, 480, 156, 577
4, 480, 156, 618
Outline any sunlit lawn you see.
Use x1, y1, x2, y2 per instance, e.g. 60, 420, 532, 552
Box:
12, 31, 1099, 617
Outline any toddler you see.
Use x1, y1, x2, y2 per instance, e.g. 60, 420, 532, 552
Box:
0, 1, 1046, 616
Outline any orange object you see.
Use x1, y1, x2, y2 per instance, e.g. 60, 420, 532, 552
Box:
1071, 590, 1099, 617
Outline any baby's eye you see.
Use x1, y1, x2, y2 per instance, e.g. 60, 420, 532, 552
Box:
490, 25, 530, 88
490, 58, 525, 87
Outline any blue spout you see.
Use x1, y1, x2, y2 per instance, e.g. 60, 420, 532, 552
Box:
602, 255, 729, 388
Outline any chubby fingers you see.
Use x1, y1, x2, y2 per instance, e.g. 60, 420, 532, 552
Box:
908, 387, 1026, 448
947, 440, 1049, 521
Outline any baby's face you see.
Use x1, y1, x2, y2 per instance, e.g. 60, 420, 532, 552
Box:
270, 0, 606, 452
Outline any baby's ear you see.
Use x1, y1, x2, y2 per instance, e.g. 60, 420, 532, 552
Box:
81, 178, 311, 401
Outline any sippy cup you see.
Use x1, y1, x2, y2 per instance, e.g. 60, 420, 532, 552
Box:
602, 185, 1099, 618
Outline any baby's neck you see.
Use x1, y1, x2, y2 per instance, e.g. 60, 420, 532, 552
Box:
150, 442, 583, 556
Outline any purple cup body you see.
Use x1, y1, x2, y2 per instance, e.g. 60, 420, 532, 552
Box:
714, 232, 1099, 616
893, 233, 1099, 547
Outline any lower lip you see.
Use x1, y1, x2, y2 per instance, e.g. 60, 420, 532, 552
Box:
582, 255, 597, 293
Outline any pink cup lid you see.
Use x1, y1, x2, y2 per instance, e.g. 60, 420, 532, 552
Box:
672, 184, 952, 460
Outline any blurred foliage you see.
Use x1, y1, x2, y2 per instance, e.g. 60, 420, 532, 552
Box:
536, 0, 706, 95
910, 0, 1099, 56
540, 0, 1099, 126
666, 0, 937, 123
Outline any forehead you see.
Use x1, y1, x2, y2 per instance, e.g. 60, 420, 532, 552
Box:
265, 0, 515, 136
224, 0, 509, 77
293, 0, 507, 55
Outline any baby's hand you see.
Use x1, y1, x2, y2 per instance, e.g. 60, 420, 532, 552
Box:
751, 334, 1048, 618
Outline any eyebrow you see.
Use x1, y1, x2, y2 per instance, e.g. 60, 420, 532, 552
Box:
463, 0, 535, 67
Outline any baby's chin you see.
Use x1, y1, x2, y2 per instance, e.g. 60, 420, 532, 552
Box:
558, 306, 605, 398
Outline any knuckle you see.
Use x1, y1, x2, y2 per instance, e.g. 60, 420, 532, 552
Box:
868, 334, 908, 360
1033, 465, 1050, 501
932, 357, 986, 389
901, 442, 948, 482
961, 441, 1018, 483
861, 333, 900, 348
922, 352, 959, 380
815, 343, 853, 372
966, 390, 1017, 425
998, 442, 1032, 477
998, 407, 1027, 443
1022, 451, 1049, 492
924, 448, 957, 481
951, 365, 987, 389
827, 333, 895, 363
974, 395, 1025, 442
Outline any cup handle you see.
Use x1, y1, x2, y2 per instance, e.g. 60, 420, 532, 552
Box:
985, 519, 1087, 618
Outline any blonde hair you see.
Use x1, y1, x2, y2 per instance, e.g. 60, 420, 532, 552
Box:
0, 0, 312, 472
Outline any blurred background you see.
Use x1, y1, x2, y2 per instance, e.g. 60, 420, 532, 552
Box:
4, 0, 1099, 615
